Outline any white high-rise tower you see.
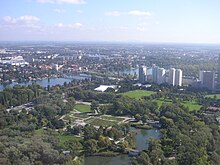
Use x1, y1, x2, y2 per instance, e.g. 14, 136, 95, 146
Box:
157, 68, 166, 84
168, 68, 176, 86
175, 69, 182, 86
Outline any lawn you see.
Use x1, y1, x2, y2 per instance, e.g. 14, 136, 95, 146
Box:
75, 104, 91, 113
121, 90, 155, 99
182, 101, 202, 111
59, 135, 82, 145
154, 98, 172, 107
153, 98, 201, 111
206, 94, 220, 99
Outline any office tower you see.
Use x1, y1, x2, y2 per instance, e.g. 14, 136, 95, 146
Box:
152, 64, 158, 83
139, 65, 147, 83
217, 54, 220, 89
200, 71, 215, 89
157, 68, 166, 84
175, 69, 183, 86
168, 68, 176, 86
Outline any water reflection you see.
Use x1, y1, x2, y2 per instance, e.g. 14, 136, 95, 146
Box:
0, 75, 91, 92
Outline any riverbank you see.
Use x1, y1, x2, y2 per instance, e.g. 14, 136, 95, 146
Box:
134, 124, 152, 129
87, 151, 121, 157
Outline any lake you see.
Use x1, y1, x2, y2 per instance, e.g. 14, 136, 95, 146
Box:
84, 128, 160, 165
117, 68, 152, 77
0, 74, 91, 92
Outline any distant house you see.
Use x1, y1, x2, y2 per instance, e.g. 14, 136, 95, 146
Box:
94, 85, 117, 92
207, 106, 220, 112
62, 151, 70, 155
147, 120, 161, 128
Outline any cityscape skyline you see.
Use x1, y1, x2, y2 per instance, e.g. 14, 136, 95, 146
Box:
0, 0, 220, 43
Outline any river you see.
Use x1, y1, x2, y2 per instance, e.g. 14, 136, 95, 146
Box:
84, 128, 160, 165
0, 74, 91, 92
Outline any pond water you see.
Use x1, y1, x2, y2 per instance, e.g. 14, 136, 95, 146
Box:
84, 128, 160, 165
117, 68, 152, 77
0, 74, 91, 92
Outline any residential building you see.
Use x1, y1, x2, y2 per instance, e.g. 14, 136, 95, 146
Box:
152, 64, 158, 83
168, 68, 176, 86
199, 71, 215, 89
175, 69, 183, 86
168, 68, 183, 86
157, 68, 166, 84
139, 65, 147, 83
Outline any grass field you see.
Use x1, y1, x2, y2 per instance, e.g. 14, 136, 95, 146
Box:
154, 98, 201, 111
122, 90, 155, 99
59, 135, 82, 144
154, 98, 172, 107
86, 117, 117, 127
75, 104, 91, 113
206, 94, 220, 99
182, 100, 202, 111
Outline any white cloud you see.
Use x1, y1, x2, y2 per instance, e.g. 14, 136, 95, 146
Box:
76, 10, 83, 14
105, 10, 152, 17
136, 23, 150, 32
1, 15, 43, 33
119, 26, 129, 30
136, 27, 148, 32
128, 10, 152, 17
54, 9, 65, 14
3, 15, 40, 24
37, 0, 86, 4
57, 22, 83, 29
105, 11, 122, 17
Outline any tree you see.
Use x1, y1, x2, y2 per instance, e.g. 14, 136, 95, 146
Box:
159, 116, 174, 129
99, 105, 109, 114
148, 139, 164, 165
52, 119, 65, 129
134, 151, 151, 165
98, 136, 111, 148
64, 139, 82, 156
90, 101, 99, 113
97, 126, 104, 138
65, 158, 83, 165
83, 125, 97, 140
142, 114, 148, 123
135, 114, 141, 121
84, 139, 98, 154
107, 127, 123, 140
210, 152, 220, 165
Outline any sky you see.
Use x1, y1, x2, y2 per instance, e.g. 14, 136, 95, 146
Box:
0, 0, 220, 43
